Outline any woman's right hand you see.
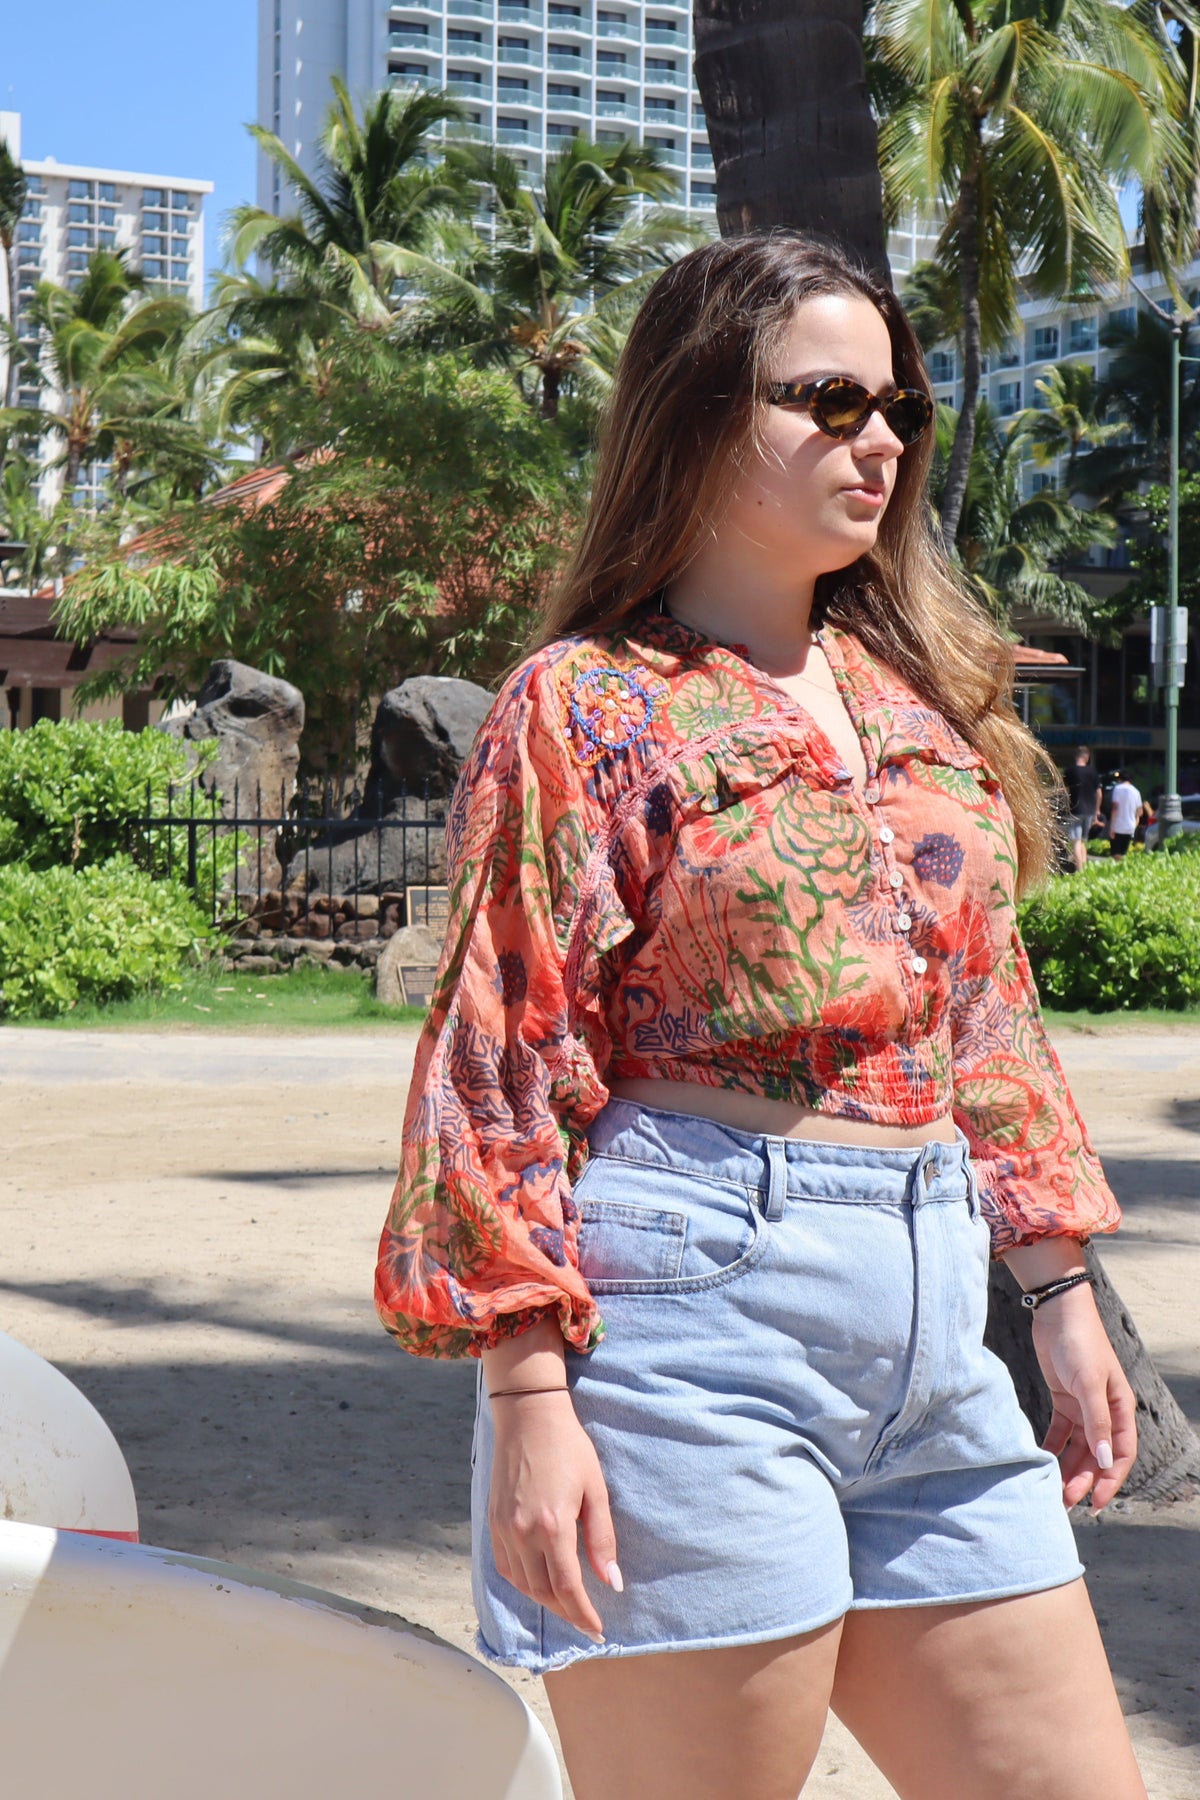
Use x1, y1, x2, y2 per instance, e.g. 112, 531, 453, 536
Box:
488, 1390, 621, 1642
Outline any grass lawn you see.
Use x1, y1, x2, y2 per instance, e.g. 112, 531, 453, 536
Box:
7, 960, 428, 1032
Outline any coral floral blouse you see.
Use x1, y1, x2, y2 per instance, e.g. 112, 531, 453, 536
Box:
375, 600, 1120, 1359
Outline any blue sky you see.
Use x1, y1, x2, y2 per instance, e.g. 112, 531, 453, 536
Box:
3, 1, 258, 296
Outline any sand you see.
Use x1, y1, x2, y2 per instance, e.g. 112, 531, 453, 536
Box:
1, 1020, 1198, 1797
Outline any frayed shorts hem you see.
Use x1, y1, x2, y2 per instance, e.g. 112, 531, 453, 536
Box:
473, 1560, 1087, 1675
474, 1599, 852, 1676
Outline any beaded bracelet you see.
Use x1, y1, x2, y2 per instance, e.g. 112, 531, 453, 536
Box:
1020, 1271, 1095, 1312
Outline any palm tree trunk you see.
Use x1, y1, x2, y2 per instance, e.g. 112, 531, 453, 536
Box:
693, 0, 890, 279
540, 362, 560, 421
987, 1249, 1200, 1500
938, 150, 984, 551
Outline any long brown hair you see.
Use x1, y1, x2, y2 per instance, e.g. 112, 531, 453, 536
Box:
524, 233, 1056, 893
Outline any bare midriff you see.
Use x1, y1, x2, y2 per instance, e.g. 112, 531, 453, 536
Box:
605, 1077, 959, 1146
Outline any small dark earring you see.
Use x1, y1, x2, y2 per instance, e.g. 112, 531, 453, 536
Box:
657, 591, 666, 615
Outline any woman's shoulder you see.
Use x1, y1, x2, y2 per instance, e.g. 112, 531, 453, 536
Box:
490, 621, 676, 772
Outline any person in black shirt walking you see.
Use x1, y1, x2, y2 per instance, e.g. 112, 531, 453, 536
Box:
1063, 747, 1102, 871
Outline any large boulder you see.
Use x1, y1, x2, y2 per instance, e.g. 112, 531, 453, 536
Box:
160, 660, 305, 817
362, 676, 494, 810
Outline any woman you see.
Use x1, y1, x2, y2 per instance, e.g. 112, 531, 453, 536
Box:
376, 236, 1143, 1800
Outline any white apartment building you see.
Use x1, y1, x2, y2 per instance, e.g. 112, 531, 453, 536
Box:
0, 111, 212, 507
258, 0, 717, 214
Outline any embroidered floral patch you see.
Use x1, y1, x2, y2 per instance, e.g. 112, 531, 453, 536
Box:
561, 665, 669, 766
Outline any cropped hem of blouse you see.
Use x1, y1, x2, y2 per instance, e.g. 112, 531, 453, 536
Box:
376, 599, 1121, 1359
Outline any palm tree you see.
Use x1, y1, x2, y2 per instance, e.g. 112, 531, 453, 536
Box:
692, 0, 889, 276
228, 77, 469, 307
0, 134, 28, 410
0, 250, 203, 498
947, 399, 1117, 627
1018, 361, 1127, 493
1097, 307, 1200, 486
388, 135, 705, 418
867, 0, 1195, 552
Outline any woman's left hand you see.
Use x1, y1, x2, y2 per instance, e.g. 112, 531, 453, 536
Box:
1030, 1286, 1138, 1511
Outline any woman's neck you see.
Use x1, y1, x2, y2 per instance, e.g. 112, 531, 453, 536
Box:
664, 561, 818, 676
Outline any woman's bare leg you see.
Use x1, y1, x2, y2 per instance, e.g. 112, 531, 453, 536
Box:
544, 1619, 843, 1800
831, 1579, 1145, 1800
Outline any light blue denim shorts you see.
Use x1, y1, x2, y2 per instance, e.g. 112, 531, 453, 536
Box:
472, 1098, 1084, 1674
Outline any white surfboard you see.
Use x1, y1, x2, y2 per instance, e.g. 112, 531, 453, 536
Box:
0, 1329, 138, 1538
0, 1521, 562, 1799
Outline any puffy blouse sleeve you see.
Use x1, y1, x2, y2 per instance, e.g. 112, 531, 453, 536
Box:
375, 658, 614, 1359
950, 923, 1121, 1253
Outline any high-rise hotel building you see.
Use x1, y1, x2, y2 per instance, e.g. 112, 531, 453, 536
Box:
258, 0, 716, 214
0, 111, 211, 507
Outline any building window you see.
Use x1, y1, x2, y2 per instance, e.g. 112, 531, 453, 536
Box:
1027, 376, 1049, 408
549, 40, 583, 57
996, 381, 1020, 415
597, 50, 627, 67
498, 76, 531, 94
548, 122, 577, 138
1067, 316, 1097, 353
549, 2, 583, 16
646, 134, 676, 149
549, 82, 581, 95
447, 66, 484, 83
17, 220, 41, 242
448, 28, 483, 43
1030, 471, 1055, 493
497, 113, 530, 131
645, 56, 678, 73
929, 349, 954, 384
645, 97, 680, 115
691, 179, 716, 198
1107, 305, 1136, 334
68, 178, 94, 199
142, 188, 164, 206
1032, 324, 1059, 361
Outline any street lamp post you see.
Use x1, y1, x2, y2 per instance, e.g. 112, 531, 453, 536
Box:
1134, 289, 1199, 840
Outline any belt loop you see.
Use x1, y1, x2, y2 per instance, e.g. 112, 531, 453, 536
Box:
763, 1137, 788, 1222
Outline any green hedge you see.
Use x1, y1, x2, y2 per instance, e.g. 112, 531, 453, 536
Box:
1020, 852, 1200, 1010
0, 718, 214, 870
0, 856, 212, 1021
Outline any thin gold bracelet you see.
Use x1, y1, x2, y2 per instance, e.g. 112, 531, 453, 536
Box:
486, 1384, 571, 1400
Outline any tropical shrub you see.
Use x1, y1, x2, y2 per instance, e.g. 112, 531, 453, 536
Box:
0, 856, 211, 1020
1020, 855, 1200, 1010
0, 718, 214, 869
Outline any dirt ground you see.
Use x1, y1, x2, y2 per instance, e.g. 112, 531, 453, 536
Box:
1, 1020, 1199, 1798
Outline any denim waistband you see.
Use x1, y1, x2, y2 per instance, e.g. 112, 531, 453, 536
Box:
586, 1096, 975, 1219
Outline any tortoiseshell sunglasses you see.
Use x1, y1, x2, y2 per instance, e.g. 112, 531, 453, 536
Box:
766, 375, 934, 446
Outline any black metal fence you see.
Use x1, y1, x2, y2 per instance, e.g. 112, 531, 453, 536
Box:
131, 777, 447, 931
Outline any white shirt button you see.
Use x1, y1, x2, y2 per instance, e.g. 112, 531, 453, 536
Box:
879, 825, 895, 844
889, 870, 904, 889
863, 786, 880, 804
897, 913, 912, 932
912, 956, 928, 974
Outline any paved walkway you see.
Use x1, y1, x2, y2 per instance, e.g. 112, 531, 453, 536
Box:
1, 1021, 1197, 1796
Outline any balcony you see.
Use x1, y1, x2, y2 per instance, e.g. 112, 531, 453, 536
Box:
390, 66, 437, 88
596, 17, 635, 37
389, 28, 437, 48
691, 146, 714, 168
646, 26, 683, 46
447, 0, 492, 15
446, 33, 490, 55
644, 63, 687, 87
548, 90, 590, 112
498, 3, 542, 18
447, 74, 493, 98
597, 94, 637, 118
644, 100, 683, 121
548, 47, 588, 69
498, 39, 538, 60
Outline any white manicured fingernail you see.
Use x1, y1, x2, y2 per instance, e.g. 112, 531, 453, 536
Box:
1096, 1440, 1114, 1471
606, 1561, 624, 1593
585, 1630, 606, 1645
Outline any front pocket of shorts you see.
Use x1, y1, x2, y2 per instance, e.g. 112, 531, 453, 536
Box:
577, 1200, 686, 1287
576, 1162, 765, 1295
